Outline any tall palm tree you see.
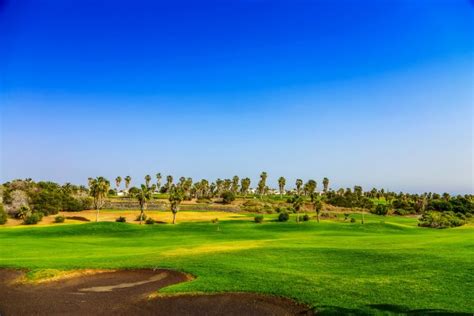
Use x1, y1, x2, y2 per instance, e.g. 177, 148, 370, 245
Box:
231, 176, 240, 194
290, 195, 304, 223
89, 177, 110, 222
124, 176, 132, 191
169, 186, 184, 224
240, 178, 251, 197
131, 184, 155, 224
323, 177, 329, 193
257, 172, 268, 197
165, 175, 173, 192
115, 176, 122, 192
304, 180, 317, 196
145, 175, 152, 188
278, 177, 286, 198
155, 173, 162, 191
295, 179, 303, 195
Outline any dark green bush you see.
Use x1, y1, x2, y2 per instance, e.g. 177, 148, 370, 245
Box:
254, 215, 264, 223
23, 213, 43, 225
116, 216, 126, 223
373, 204, 389, 216
303, 214, 310, 221
54, 215, 65, 223
278, 212, 289, 222
418, 211, 465, 228
350, 217, 356, 223
145, 218, 155, 225
221, 191, 235, 204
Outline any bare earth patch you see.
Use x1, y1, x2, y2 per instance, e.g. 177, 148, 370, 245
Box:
0, 269, 312, 316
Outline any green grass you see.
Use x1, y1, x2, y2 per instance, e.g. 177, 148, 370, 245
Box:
1, 213, 472, 314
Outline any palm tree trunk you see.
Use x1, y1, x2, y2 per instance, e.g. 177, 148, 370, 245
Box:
361, 210, 365, 224
172, 213, 176, 224
96, 209, 99, 222
296, 212, 300, 223
317, 212, 320, 223
139, 209, 143, 225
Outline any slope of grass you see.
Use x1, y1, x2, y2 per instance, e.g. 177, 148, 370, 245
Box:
0, 214, 472, 314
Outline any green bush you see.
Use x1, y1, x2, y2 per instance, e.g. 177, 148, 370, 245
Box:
0, 204, 7, 225
145, 218, 155, 225
373, 204, 389, 216
418, 211, 465, 228
278, 212, 289, 222
303, 214, 310, 221
221, 191, 235, 204
254, 215, 264, 223
54, 215, 65, 223
350, 217, 356, 223
23, 213, 43, 225
115, 216, 126, 223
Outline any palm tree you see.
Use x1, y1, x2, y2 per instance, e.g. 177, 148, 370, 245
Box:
240, 178, 251, 197
295, 179, 303, 195
145, 175, 152, 188
155, 173, 162, 191
124, 176, 132, 191
165, 175, 173, 192
314, 200, 323, 223
323, 177, 329, 193
131, 184, 155, 224
290, 195, 304, 223
115, 176, 122, 192
169, 186, 184, 224
278, 177, 286, 198
231, 176, 240, 194
257, 172, 268, 197
89, 177, 110, 222
304, 180, 317, 196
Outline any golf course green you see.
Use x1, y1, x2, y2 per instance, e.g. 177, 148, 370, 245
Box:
1, 212, 472, 314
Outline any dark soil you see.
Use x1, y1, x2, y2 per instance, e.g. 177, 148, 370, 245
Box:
0, 269, 312, 316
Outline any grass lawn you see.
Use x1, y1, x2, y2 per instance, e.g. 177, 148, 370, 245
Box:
0, 213, 472, 314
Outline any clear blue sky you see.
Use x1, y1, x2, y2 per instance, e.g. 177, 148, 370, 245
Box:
1, 0, 473, 193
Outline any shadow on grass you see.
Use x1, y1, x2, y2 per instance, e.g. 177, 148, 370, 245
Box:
317, 304, 471, 315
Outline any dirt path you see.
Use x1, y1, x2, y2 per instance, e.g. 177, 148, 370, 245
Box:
0, 269, 312, 316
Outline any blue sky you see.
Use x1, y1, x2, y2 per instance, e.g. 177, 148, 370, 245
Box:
1, 0, 473, 193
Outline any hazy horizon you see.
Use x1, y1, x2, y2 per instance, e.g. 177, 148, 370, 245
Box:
1, 0, 473, 194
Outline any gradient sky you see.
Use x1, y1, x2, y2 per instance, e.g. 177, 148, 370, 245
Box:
1, 0, 473, 193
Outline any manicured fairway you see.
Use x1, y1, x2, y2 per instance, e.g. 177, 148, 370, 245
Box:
0, 213, 472, 314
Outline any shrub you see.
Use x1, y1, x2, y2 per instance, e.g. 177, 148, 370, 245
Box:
344, 213, 350, 221
23, 213, 43, 225
278, 212, 289, 222
145, 218, 155, 225
263, 204, 273, 214
54, 215, 65, 223
115, 216, 126, 223
350, 217, 356, 223
418, 211, 465, 228
303, 214, 310, 221
221, 191, 235, 204
0, 204, 7, 225
373, 204, 389, 216
393, 208, 410, 216
135, 214, 147, 221
254, 215, 264, 223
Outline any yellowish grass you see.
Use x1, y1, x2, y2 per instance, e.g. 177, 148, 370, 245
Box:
13, 269, 114, 284
161, 240, 269, 257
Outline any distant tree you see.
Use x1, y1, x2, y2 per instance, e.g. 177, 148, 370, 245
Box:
165, 175, 173, 192
322, 177, 329, 193
278, 177, 286, 197
155, 173, 162, 191
257, 172, 268, 197
314, 200, 323, 223
124, 176, 132, 191
290, 195, 304, 223
373, 204, 389, 216
169, 186, 184, 224
89, 177, 110, 222
115, 176, 122, 192
131, 184, 155, 224
144, 175, 152, 188
240, 178, 251, 197
231, 176, 240, 194
304, 180, 317, 196
295, 179, 303, 195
